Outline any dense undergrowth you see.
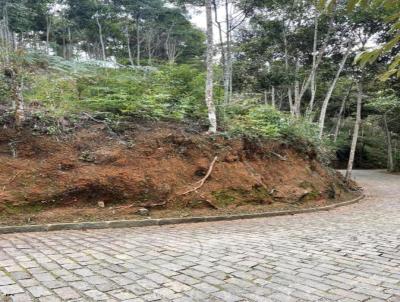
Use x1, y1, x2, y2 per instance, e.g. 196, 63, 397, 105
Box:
1, 53, 334, 163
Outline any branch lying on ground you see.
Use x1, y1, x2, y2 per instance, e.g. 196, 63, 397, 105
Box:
270, 152, 287, 161
180, 156, 218, 195
8, 171, 22, 184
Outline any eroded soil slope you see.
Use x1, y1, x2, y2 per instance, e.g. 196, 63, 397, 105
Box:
0, 121, 356, 225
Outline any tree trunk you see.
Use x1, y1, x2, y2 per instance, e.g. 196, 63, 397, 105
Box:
271, 86, 275, 108
126, 25, 134, 66
46, 15, 51, 54
318, 48, 351, 138
146, 29, 153, 66
293, 58, 301, 117
288, 87, 294, 116
225, 0, 232, 103
62, 33, 66, 58
345, 81, 363, 182
383, 112, 394, 172
307, 13, 319, 117
67, 27, 72, 59
213, 0, 229, 105
297, 9, 336, 106
136, 15, 141, 66
6, 68, 25, 128
96, 16, 106, 61
264, 90, 268, 105
283, 24, 294, 115
205, 0, 217, 133
333, 82, 352, 142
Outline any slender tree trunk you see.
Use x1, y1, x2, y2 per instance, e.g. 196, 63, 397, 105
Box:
205, 0, 217, 133
136, 15, 140, 66
225, 0, 232, 103
96, 16, 106, 61
46, 15, 51, 54
293, 58, 302, 117
126, 25, 133, 66
264, 90, 268, 105
283, 24, 294, 115
318, 48, 351, 138
333, 82, 352, 142
271, 86, 275, 108
11, 31, 16, 51
6, 68, 25, 128
297, 9, 336, 106
62, 33, 66, 58
288, 87, 294, 115
213, 0, 228, 105
307, 13, 319, 117
383, 112, 394, 172
67, 27, 72, 59
146, 30, 152, 65
345, 81, 363, 182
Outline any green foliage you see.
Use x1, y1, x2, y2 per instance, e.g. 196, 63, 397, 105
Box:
227, 103, 287, 138
346, 0, 400, 80
79, 65, 208, 120
26, 62, 211, 122
223, 100, 333, 162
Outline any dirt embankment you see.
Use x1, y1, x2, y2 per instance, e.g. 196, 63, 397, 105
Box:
0, 121, 357, 225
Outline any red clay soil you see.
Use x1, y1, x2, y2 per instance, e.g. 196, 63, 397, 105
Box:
0, 121, 356, 225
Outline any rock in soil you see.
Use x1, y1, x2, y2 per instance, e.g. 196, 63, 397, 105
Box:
137, 208, 150, 216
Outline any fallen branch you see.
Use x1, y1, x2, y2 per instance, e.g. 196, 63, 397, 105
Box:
180, 156, 218, 195
271, 152, 287, 161
8, 171, 22, 184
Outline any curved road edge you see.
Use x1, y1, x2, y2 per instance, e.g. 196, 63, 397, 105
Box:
0, 194, 365, 235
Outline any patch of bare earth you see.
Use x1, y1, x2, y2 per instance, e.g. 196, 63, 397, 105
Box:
0, 121, 358, 226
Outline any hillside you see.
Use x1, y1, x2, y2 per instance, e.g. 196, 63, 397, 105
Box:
0, 116, 357, 225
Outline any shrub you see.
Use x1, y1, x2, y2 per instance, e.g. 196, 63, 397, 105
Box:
224, 101, 333, 163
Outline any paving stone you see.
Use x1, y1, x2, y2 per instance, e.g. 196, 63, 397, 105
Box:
109, 289, 137, 300
54, 287, 80, 300
193, 282, 219, 293
42, 280, 66, 289
38, 296, 62, 302
74, 268, 94, 277
10, 271, 31, 280
0, 276, 14, 286
84, 289, 109, 301
212, 290, 243, 302
95, 282, 119, 292
0, 284, 24, 295
10, 293, 33, 302
0, 170, 397, 302
27, 285, 52, 298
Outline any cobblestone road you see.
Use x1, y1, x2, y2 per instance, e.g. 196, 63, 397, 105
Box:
0, 170, 399, 302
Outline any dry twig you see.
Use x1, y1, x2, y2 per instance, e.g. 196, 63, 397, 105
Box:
8, 171, 22, 184
271, 152, 287, 161
180, 156, 218, 195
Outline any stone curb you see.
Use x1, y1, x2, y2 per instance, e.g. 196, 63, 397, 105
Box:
0, 194, 364, 234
